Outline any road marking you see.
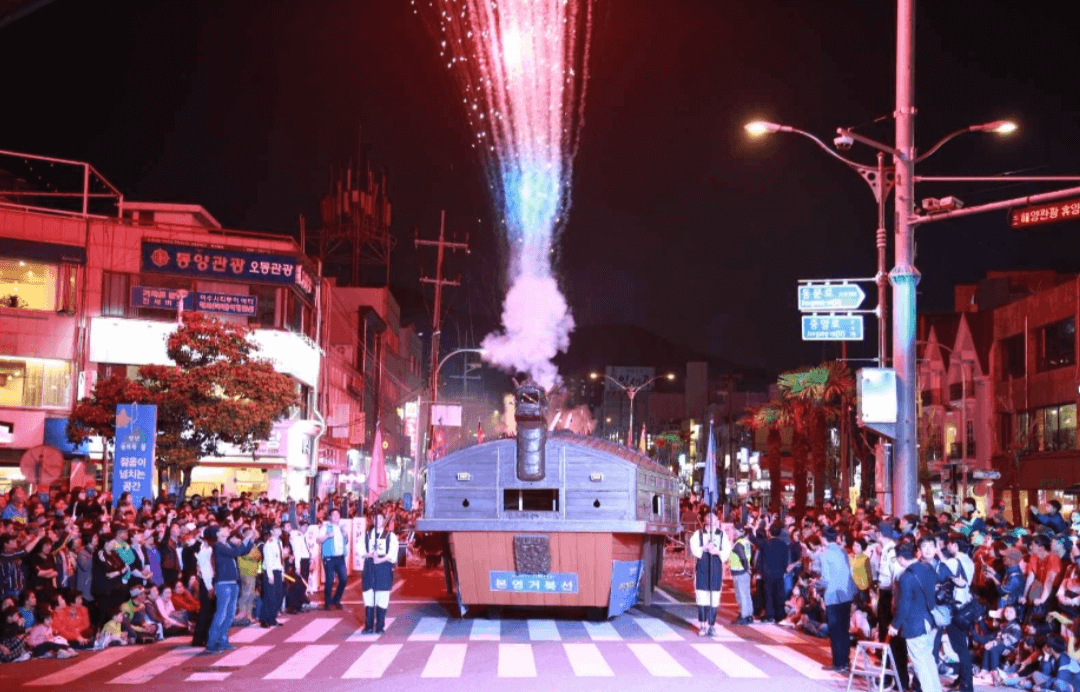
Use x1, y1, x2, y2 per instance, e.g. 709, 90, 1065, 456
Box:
527, 619, 561, 641
346, 618, 396, 642
409, 617, 447, 641
692, 643, 768, 677
107, 646, 201, 684
498, 643, 537, 677
342, 643, 403, 678
653, 587, 678, 603
563, 642, 615, 677
264, 644, 337, 679
470, 618, 501, 640
230, 625, 274, 644
632, 616, 683, 641
186, 672, 230, 682
213, 644, 273, 667
420, 643, 467, 678
628, 642, 691, 676
286, 617, 341, 642
756, 644, 837, 679
26, 645, 143, 686
756, 623, 804, 644
582, 620, 621, 640
677, 614, 740, 641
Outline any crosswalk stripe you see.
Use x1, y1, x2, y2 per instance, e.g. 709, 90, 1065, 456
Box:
677, 614, 740, 641
264, 644, 337, 679
409, 617, 448, 641
26, 644, 143, 686
421, 643, 467, 678
346, 618, 396, 642
527, 619, 561, 641
756, 644, 837, 679
286, 617, 341, 643
627, 642, 691, 677
107, 646, 201, 684
498, 643, 537, 677
342, 643, 403, 678
563, 643, 614, 677
470, 619, 501, 640
582, 621, 621, 641
187, 672, 230, 682
631, 616, 683, 641
230, 625, 273, 643
756, 623, 804, 644
691, 643, 768, 677
213, 644, 273, 667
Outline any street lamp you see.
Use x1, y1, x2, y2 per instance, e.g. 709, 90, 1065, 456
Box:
589, 371, 675, 447
744, 117, 1015, 515
433, 347, 487, 405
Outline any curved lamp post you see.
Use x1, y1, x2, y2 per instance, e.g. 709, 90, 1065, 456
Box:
589, 371, 675, 446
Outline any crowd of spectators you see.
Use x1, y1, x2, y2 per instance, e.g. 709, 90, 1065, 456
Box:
0, 485, 421, 663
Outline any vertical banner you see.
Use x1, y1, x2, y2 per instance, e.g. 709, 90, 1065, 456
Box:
608, 559, 644, 617
351, 516, 368, 572
113, 403, 157, 507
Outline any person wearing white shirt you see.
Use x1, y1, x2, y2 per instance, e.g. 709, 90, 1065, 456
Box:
191, 531, 215, 648
320, 509, 348, 610
259, 525, 285, 627
288, 520, 311, 588
689, 512, 731, 636
360, 509, 399, 634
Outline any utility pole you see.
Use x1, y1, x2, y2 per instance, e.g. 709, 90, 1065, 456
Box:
891, 0, 920, 516
416, 210, 469, 466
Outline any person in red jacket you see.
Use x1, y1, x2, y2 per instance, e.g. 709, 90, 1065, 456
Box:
50, 590, 92, 647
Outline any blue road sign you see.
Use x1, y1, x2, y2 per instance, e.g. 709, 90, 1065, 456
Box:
802, 314, 864, 341
798, 283, 867, 311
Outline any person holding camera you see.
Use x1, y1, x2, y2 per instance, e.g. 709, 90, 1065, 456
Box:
203, 523, 255, 654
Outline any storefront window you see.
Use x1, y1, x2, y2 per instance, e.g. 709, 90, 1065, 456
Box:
0, 257, 58, 310
0, 356, 72, 408
1043, 403, 1077, 452
1037, 318, 1076, 372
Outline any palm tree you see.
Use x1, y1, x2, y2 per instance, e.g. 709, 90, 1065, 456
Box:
742, 399, 792, 513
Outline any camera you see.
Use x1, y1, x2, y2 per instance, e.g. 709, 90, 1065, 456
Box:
834, 134, 854, 151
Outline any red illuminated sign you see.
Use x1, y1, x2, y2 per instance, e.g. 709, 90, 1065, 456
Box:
1011, 199, 1080, 228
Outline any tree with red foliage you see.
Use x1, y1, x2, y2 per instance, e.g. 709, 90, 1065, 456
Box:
68, 313, 299, 499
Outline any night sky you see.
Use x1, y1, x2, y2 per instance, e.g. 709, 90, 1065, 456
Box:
4, 0, 1080, 375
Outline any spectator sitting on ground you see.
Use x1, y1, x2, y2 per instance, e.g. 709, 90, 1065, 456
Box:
50, 590, 92, 647
25, 609, 77, 659
171, 580, 200, 615
93, 610, 130, 649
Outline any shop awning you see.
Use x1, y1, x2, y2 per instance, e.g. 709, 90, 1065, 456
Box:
3, 238, 86, 264
1017, 452, 1080, 490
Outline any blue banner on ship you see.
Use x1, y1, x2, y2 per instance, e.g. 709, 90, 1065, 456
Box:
489, 571, 579, 594
141, 241, 315, 301
608, 559, 644, 616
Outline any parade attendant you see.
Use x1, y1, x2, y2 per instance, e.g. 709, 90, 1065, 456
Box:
729, 525, 754, 625
320, 509, 348, 610
360, 509, 399, 634
689, 512, 731, 636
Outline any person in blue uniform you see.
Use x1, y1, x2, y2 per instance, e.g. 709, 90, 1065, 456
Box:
360, 508, 399, 634
689, 512, 731, 636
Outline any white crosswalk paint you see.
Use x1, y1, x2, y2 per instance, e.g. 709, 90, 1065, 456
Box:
187, 672, 230, 682
264, 644, 337, 679
498, 643, 537, 677
230, 625, 274, 644
756, 623, 804, 644
756, 644, 838, 680
677, 614, 740, 641
346, 618, 396, 642
342, 643, 403, 678
691, 643, 768, 677
631, 616, 683, 641
213, 645, 273, 667
286, 617, 341, 642
421, 643, 468, 678
108, 646, 201, 684
26, 644, 143, 686
470, 618, 501, 640
563, 643, 614, 677
582, 621, 621, 641
527, 619, 561, 641
409, 617, 448, 641
627, 642, 691, 677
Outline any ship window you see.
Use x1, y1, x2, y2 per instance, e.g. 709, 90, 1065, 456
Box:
503, 488, 559, 512
652, 494, 663, 516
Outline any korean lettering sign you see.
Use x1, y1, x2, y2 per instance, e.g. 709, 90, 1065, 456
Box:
489, 570, 579, 594
130, 287, 194, 311
195, 292, 257, 316
608, 559, 643, 616
113, 403, 157, 507
141, 241, 315, 301
1011, 199, 1080, 228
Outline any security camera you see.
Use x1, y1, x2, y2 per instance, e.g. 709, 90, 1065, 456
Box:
834, 135, 854, 151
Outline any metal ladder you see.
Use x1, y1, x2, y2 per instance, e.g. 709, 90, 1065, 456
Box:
847, 641, 902, 692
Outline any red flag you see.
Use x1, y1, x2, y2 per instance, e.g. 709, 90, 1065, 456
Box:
367, 423, 388, 506
477, 420, 485, 444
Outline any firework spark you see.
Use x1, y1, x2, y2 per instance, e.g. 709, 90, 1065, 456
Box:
418, 0, 593, 389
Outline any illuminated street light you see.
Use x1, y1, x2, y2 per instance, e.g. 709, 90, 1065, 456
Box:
744, 120, 786, 136
972, 119, 1017, 134
590, 371, 675, 447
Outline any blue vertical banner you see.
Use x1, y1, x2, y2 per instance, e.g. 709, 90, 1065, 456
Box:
113, 404, 157, 506
608, 559, 644, 616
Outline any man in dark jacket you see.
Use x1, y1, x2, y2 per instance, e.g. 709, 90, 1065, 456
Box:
889, 538, 943, 692
203, 524, 255, 654
1030, 500, 1069, 534
750, 520, 789, 623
